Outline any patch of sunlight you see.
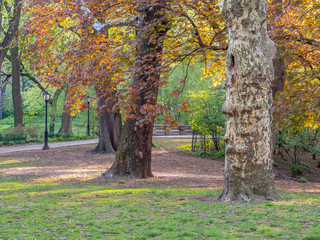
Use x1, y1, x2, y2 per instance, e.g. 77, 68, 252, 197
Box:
0, 159, 27, 165
2, 166, 63, 175
32, 173, 100, 184
274, 199, 320, 207
153, 149, 169, 154
71, 188, 151, 198
22, 188, 77, 196
0, 182, 33, 190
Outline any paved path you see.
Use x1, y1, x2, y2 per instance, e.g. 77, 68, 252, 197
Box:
0, 135, 195, 154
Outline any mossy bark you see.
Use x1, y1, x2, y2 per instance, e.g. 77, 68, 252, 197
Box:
105, 1, 169, 178
218, 0, 281, 201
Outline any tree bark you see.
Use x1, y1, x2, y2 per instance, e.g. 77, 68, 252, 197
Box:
105, 1, 169, 178
218, 0, 280, 201
58, 112, 73, 135
11, 46, 23, 129
58, 89, 73, 135
93, 89, 122, 154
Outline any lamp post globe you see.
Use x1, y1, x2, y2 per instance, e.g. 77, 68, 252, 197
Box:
86, 95, 91, 136
43, 91, 51, 150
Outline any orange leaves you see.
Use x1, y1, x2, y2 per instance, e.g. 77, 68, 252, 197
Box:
268, 0, 320, 130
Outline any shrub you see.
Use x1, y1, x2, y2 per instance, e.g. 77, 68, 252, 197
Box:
3, 125, 24, 134
196, 150, 214, 157
290, 162, 310, 177
214, 150, 225, 158
25, 124, 41, 138
299, 177, 308, 183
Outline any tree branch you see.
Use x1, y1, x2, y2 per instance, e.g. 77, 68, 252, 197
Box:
80, 0, 136, 33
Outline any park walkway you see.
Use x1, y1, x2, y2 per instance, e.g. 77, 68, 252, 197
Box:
0, 135, 195, 154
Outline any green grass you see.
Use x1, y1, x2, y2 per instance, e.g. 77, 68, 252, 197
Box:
0, 138, 319, 239
0, 113, 98, 138
0, 176, 319, 239
153, 138, 192, 147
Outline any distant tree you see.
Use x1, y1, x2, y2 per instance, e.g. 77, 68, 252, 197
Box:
189, 86, 225, 151
58, 88, 73, 135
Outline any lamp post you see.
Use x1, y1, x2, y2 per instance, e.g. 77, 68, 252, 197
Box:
43, 91, 51, 150
86, 95, 91, 136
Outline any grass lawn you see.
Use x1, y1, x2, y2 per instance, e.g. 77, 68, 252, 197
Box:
0, 179, 319, 239
0, 139, 319, 239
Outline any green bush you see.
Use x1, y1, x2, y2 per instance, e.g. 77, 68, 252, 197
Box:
25, 124, 41, 138
214, 150, 225, 158
196, 150, 214, 157
188, 86, 226, 151
290, 162, 310, 177
177, 144, 192, 152
299, 177, 308, 183
276, 128, 320, 164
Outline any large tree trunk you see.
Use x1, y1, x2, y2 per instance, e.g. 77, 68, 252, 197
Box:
218, 0, 280, 201
105, 1, 169, 178
93, 90, 122, 154
58, 89, 73, 135
58, 111, 73, 135
11, 46, 23, 129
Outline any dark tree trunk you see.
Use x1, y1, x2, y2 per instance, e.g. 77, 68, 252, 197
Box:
58, 89, 73, 135
106, 109, 122, 151
11, 46, 23, 129
49, 87, 65, 134
0, 78, 7, 119
105, 1, 169, 178
218, 0, 280, 201
58, 111, 73, 135
271, 0, 285, 155
93, 90, 122, 154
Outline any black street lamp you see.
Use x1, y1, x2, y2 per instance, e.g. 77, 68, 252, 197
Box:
86, 95, 91, 136
43, 91, 51, 150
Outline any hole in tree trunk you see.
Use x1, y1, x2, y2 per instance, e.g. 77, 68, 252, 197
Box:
230, 54, 235, 68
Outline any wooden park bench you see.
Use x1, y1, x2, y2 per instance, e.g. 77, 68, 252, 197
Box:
153, 125, 193, 135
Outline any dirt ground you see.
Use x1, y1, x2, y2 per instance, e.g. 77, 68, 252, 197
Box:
0, 140, 319, 194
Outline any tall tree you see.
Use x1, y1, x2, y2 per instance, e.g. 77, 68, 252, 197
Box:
2, 0, 23, 128
10, 46, 23, 128
218, 0, 280, 201
105, 0, 170, 178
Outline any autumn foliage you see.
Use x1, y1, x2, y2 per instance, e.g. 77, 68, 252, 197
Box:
268, 0, 320, 131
